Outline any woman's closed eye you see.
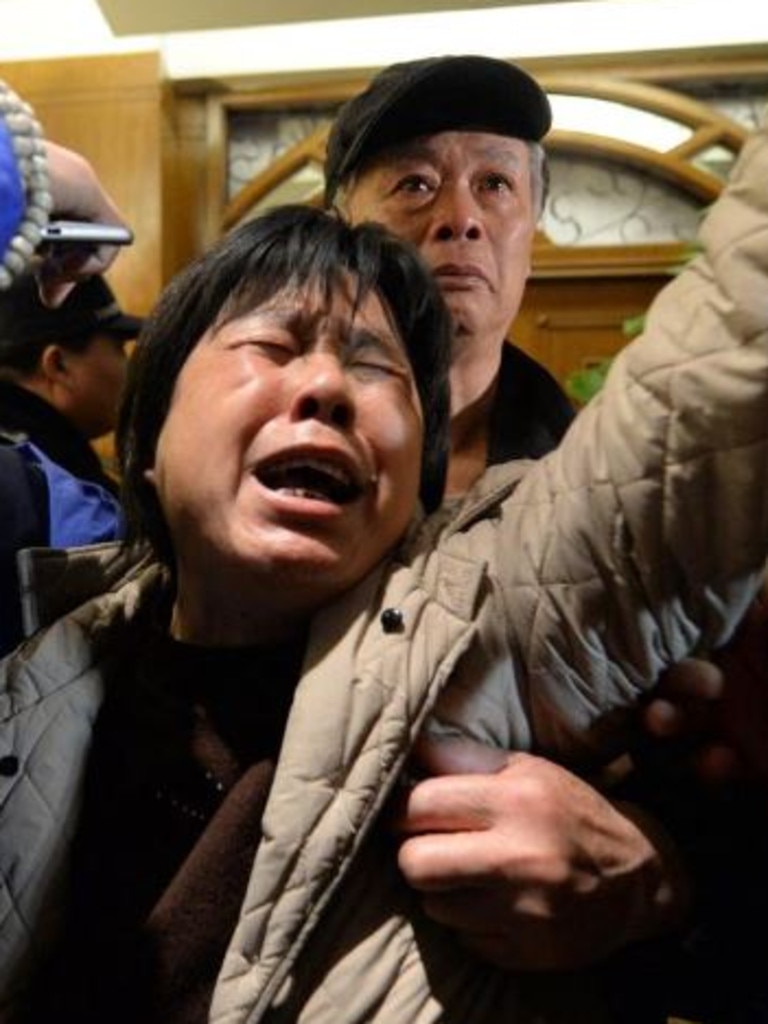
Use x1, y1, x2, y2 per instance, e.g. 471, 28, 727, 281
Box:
237, 333, 299, 362
346, 332, 410, 381
350, 356, 404, 380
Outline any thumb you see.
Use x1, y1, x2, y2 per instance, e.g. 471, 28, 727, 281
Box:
411, 733, 509, 777
36, 257, 78, 308
37, 278, 77, 308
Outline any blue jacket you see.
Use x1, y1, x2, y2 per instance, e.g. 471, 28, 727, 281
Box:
0, 441, 124, 657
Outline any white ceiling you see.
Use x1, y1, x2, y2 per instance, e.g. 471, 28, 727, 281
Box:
1, 0, 767, 81
95, 0, 577, 33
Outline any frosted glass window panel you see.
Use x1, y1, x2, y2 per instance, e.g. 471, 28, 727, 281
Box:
235, 164, 326, 223
691, 144, 738, 181
544, 154, 705, 245
674, 81, 768, 132
228, 108, 335, 200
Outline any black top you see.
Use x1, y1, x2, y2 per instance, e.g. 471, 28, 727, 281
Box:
0, 445, 48, 655
0, 380, 118, 495
488, 342, 574, 465
28, 603, 306, 1024
0, 381, 122, 658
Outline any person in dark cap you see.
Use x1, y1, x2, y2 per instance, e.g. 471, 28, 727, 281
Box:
0, 271, 142, 492
0, 272, 141, 656
326, 55, 573, 496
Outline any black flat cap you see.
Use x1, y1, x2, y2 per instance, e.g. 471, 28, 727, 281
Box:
0, 272, 143, 356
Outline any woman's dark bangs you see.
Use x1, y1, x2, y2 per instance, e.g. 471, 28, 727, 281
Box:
216, 220, 363, 327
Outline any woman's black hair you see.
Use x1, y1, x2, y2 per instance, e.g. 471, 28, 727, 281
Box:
117, 204, 452, 566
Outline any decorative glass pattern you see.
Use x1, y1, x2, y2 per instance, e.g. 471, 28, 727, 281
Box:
544, 153, 704, 244
674, 81, 768, 132
228, 107, 335, 200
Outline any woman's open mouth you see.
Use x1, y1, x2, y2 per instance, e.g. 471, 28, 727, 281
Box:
255, 454, 365, 504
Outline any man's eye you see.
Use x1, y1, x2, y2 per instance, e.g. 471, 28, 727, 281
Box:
481, 173, 513, 193
393, 174, 433, 195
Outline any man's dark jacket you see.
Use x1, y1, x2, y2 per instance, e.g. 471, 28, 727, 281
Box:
0, 380, 118, 495
0, 381, 122, 657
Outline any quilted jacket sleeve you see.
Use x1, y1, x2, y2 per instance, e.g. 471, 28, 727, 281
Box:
493, 110, 768, 758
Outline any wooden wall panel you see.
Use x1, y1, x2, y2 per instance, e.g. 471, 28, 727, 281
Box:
161, 93, 210, 281
513, 275, 670, 389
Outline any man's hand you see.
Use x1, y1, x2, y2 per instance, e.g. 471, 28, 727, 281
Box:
642, 658, 739, 781
394, 736, 690, 971
644, 584, 768, 786
38, 142, 128, 306
716, 589, 768, 784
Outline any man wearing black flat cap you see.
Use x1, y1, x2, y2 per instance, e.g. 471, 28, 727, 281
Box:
326, 55, 573, 497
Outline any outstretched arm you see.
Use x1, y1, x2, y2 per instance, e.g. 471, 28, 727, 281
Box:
412, 112, 768, 987
489, 109, 768, 760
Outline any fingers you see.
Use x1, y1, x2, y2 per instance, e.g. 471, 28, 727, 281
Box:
692, 743, 749, 783
655, 657, 725, 702
38, 141, 128, 305
394, 736, 516, 835
411, 734, 509, 777
36, 242, 121, 308
394, 772, 497, 836
642, 697, 686, 738
641, 705, 748, 782
394, 750, 690, 972
398, 827, 505, 890
643, 658, 725, 740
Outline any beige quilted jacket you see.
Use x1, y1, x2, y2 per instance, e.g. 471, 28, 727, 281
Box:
1, 114, 767, 1023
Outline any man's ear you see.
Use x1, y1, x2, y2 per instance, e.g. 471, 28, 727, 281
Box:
39, 344, 72, 387
143, 466, 157, 488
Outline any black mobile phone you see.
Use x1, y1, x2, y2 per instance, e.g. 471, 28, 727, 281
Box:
40, 220, 134, 246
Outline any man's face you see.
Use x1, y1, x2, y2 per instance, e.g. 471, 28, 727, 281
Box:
62, 332, 129, 439
147, 281, 423, 634
342, 131, 537, 351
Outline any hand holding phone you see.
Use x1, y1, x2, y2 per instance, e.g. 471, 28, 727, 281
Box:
35, 220, 134, 308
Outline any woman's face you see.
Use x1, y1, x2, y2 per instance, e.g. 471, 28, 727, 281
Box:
146, 279, 424, 643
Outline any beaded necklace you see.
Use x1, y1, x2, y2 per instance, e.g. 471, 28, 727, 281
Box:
0, 80, 51, 290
